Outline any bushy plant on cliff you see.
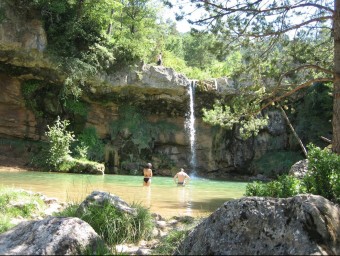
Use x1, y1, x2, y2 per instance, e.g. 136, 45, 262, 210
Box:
110, 106, 178, 161
74, 127, 105, 162
202, 96, 269, 140
63, 98, 89, 117
21, 80, 45, 117
45, 116, 75, 168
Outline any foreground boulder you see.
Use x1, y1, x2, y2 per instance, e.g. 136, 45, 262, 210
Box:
175, 194, 340, 255
0, 217, 105, 255
76, 190, 137, 216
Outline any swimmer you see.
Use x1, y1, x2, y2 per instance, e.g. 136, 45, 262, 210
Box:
174, 168, 190, 186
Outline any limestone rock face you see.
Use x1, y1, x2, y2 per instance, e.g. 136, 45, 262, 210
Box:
0, 216, 105, 255
0, 74, 38, 139
176, 195, 340, 255
0, 1, 302, 178
0, 3, 47, 52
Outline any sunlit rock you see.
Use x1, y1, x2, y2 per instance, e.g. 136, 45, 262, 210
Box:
76, 191, 137, 216
175, 194, 340, 255
0, 217, 105, 255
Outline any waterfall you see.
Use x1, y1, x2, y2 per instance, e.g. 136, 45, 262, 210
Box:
185, 80, 197, 175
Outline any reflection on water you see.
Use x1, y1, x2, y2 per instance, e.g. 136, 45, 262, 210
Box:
177, 185, 192, 216
0, 171, 249, 218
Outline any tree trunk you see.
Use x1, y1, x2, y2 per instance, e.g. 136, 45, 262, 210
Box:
106, 9, 114, 35
333, 0, 340, 153
278, 105, 308, 157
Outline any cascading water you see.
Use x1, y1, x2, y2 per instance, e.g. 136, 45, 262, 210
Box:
185, 80, 197, 176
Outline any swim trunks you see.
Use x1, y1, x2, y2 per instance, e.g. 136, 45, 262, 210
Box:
144, 178, 150, 183
177, 182, 185, 186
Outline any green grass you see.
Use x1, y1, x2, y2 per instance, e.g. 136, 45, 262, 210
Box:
56, 200, 154, 247
153, 229, 189, 255
78, 201, 154, 245
0, 186, 46, 234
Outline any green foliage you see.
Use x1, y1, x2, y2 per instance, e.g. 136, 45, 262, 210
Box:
202, 96, 269, 139
110, 105, 177, 155
244, 181, 267, 196
0, 6, 6, 23
245, 175, 304, 198
154, 230, 189, 255
292, 83, 332, 147
64, 99, 89, 117
253, 151, 304, 177
54, 203, 78, 218
76, 127, 104, 162
77, 201, 154, 245
0, 187, 45, 234
304, 144, 340, 203
21, 80, 44, 117
21, 80, 41, 98
81, 242, 112, 256
45, 116, 75, 168
246, 144, 340, 203
182, 32, 217, 70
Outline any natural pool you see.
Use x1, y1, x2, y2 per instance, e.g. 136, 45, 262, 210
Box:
0, 170, 249, 218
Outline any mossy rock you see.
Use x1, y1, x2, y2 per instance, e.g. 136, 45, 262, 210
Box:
59, 157, 104, 175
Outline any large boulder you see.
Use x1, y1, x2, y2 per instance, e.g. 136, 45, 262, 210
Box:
76, 191, 137, 216
175, 194, 340, 255
0, 216, 105, 255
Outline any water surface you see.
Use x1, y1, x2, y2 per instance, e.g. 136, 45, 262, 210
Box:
0, 171, 248, 218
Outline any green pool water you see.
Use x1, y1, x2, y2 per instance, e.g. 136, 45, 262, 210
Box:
0, 170, 249, 218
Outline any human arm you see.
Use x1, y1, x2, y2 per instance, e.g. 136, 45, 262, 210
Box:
173, 173, 178, 183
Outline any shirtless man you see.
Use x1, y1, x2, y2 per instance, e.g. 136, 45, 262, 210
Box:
174, 168, 190, 186
143, 163, 153, 186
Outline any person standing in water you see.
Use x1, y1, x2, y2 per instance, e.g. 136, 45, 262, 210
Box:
174, 168, 190, 186
143, 163, 153, 186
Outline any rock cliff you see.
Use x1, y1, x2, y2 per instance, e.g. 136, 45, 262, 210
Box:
0, 1, 302, 178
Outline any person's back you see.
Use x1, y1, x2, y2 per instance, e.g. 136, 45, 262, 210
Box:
143, 163, 153, 186
174, 168, 190, 185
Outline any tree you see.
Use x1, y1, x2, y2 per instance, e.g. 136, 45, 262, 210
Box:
45, 116, 75, 168
164, 0, 338, 152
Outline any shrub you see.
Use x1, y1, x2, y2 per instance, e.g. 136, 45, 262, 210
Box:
76, 127, 104, 162
304, 144, 340, 203
245, 175, 304, 198
45, 116, 75, 169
